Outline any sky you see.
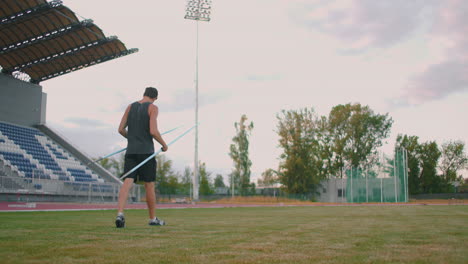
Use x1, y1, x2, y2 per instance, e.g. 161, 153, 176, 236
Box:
42, 0, 468, 182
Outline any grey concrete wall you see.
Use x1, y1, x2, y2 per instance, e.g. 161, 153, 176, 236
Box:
0, 73, 46, 126
317, 178, 347, 203
40, 93, 47, 125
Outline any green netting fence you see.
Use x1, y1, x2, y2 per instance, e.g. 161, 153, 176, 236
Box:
346, 148, 408, 203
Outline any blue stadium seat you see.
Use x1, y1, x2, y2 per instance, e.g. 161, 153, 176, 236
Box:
0, 122, 103, 184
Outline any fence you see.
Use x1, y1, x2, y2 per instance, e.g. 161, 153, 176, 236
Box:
0, 175, 143, 203
318, 148, 409, 203
253, 149, 409, 203
410, 193, 468, 200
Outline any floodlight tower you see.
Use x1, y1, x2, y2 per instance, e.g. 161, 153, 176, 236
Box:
184, 0, 212, 201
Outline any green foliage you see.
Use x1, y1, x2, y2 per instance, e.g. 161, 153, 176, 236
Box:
257, 168, 278, 187
276, 108, 324, 195
440, 141, 468, 183
396, 135, 466, 194
155, 157, 215, 196
275, 104, 393, 197
98, 154, 124, 176
315, 116, 335, 178
459, 178, 468, 193
419, 141, 441, 193
328, 103, 393, 173
327, 105, 350, 178
396, 135, 422, 194
178, 166, 192, 195
229, 114, 254, 195
166, 174, 180, 195
156, 155, 178, 195
214, 174, 226, 188
198, 162, 214, 195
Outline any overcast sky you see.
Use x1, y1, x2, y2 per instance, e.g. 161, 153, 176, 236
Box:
43, 0, 468, 181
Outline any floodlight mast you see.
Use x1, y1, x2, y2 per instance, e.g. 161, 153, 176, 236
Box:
184, 0, 212, 201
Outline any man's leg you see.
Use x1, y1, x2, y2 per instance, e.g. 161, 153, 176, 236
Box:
144, 182, 155, 219
118, 178, 135, 213
141, 156, 163, 225
115, 178, 134, 228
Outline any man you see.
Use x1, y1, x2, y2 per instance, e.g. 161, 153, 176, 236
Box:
115, 87, 168, 228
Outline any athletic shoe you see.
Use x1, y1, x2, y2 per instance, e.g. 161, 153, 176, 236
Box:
115, 215, 125, 228
149, 217, 166, 226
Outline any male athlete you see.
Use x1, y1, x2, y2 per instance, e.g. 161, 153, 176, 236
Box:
115, 87, 168, 228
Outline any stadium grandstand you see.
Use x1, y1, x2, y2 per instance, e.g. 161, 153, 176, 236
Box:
0, 0, 139, 202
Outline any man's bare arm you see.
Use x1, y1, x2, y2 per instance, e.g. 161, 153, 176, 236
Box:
118, 105, 131, 138
149, 105, 168, 151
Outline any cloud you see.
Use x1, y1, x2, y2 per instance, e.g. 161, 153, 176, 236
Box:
290, 0, 436, 51
158, 89, 231, 113
398, 0, 468, 105
432, 0, 468, 60
63, 117, 110, 129
290, 0, 468, 105
403, 61, 468, 104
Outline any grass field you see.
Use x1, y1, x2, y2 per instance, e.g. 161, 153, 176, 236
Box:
1, 205, 467, 264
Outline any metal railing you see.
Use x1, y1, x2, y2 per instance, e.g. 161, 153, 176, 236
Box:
0, 175, 142, 203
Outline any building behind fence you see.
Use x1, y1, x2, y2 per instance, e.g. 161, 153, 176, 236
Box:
316, 149, 408, 203
257, 149, 409, 203
148, 149, 410, 204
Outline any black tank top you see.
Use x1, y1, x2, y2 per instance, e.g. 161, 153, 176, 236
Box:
126, 102, 154, 154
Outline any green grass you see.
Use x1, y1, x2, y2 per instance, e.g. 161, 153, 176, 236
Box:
0, 205, 467, 264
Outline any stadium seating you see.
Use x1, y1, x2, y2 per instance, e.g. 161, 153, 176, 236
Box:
0, 122, 104, 184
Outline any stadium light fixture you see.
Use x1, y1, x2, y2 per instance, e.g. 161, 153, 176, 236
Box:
184, 0, 212, 201
184, 0, 212, 21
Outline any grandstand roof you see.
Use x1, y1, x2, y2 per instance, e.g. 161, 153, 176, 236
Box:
0, 0, 138, 83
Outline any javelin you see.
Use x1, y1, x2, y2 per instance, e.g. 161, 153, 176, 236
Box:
89, 125, 182, 165
120, 123, 198, 180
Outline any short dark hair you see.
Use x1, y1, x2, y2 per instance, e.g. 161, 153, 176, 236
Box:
144, 87, 158, 98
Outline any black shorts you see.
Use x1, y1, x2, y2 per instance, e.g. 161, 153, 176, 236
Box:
122, 154, 157, 182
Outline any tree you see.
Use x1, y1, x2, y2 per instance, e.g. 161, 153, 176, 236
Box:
328, 104, 351, 178
229, 114, 254, 196
166, 174, 179, 196
315, 116, 335, 179
396, 136, 466, 194
156, 155, 176, 195
257, 168, 278, 187
98, 154, 124, 176
276, 108, 324, 195
459, 178, 468, 193
214, 174, 226, 188
198, 162, 214, 195
179, 166, 192, 195
396, 135, 422, 194
440, 141, 468, 185
419, 141, 441, 193
328, 103, 393, 173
